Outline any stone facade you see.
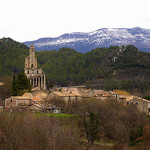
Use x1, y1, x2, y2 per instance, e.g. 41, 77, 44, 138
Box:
5, 96, 32, 108
24, 45, 46, 90
5, 92, 47, 111
48, 90, 82, 103
127, 97, 150, 115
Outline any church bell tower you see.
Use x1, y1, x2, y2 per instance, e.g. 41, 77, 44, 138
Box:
25, 44, 37, 70
24, 45, 46, 90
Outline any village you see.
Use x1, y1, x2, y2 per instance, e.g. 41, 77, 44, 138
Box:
3, 85, 150, 115
1, 45, 150, 115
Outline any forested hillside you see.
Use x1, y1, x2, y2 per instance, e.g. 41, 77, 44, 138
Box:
0, 38, 28, 76
0, 38, 150, 95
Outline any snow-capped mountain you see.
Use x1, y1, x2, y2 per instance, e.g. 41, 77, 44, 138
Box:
24, 27, 150, 53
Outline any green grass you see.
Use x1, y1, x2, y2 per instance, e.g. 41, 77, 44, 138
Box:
34, 112, 79, 119
2, 112, 79, 119
47, 113, 77, 118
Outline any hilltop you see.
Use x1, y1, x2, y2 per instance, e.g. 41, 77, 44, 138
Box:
24, 27, 150, 53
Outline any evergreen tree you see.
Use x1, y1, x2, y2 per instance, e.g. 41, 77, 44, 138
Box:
12, 74, 18, 96
12, 72, 32, 96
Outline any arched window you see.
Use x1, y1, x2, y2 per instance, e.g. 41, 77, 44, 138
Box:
37, 70, 38, 74
28, 70, 29, 74
31, 64, 34, 68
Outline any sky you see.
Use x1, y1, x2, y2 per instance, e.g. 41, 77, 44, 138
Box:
0, 0, 150, 42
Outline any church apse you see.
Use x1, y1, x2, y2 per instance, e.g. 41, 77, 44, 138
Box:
24, 44, 46, 90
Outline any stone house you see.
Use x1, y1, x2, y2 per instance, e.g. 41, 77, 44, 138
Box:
5, 96, 32, 109
78, 89, 95, 99
5, 93, 33, 109
127, 97, 150, 115
48, 91, 82, 103
5, 92, 47, 111
118, 95, 134, 103
94, 90, 114, 100
0, 82, 4, 86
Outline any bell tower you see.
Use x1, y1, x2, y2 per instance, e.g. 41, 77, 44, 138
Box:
25, 44, 37, 70
24, 45, 46, 90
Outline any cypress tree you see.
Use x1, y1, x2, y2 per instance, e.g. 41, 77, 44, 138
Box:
12, 73, 32, 96
12, 74, 18, 96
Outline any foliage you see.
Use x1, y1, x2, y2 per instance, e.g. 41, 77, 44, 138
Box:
83, 112, 100, 144
11, 74, 17, 96
12, 72, 32, 96
54, 98, 146, 147
0, 112, 80, 150
114, 90, 131, 95
0, 75, 12, 100
0, 38, 28, 76
143, 96, 150, 100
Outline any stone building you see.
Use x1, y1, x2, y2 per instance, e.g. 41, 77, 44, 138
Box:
5, 93, 33, 109
127, 97, 150, 115
48, 91, 82, 103
24, 44, 46, 90
5, 92, 46, 111
48, 87, 82, 103
0, 82, 4, 86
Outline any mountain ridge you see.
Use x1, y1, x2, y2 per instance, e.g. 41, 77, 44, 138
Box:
24, 27, 150, 53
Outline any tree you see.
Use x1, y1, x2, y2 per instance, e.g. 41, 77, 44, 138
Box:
12, 72, 32, 96
12, 74, 18, 96
143, 96, 150, 100
0, 75, 12, 100
79, 100, 111, 144
83, 112, 99, 144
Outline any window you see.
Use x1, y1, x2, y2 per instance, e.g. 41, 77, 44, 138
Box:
31, 64, 34, 68
24, 101, 26, 103
28, 70, 29, 74
11, 100, 12, 103
37, 70, 38, 74
136, 103, 138, 105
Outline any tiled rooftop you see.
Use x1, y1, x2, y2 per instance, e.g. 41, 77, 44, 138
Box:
0, 82, 4, 86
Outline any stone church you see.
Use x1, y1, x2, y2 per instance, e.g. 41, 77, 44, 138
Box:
24, 44, 46, 90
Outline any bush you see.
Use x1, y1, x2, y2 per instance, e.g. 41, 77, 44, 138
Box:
0, 112, 80, 150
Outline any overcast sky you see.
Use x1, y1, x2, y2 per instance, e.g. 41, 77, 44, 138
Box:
0, 0, 150, 42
